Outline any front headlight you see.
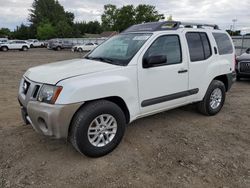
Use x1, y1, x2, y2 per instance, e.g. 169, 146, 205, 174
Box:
38, 85, 63, 104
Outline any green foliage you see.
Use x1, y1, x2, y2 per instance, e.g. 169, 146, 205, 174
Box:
226, 30, 241, 36
55, 20, 73, 38
37, 22, 55, 39
7, 1, 166, 39
73, 21, 103, 37
101, 4, 118, 31
101, 4, 165, 32
12, 24, 33, 39
135, 5, 164, 23
29, 0, 74, 38
115, 5, 135, 31
0, 28, 11, 38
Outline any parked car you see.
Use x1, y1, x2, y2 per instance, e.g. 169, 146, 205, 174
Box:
72, 42, 98, 52
27, 39, 44, 48
0, 40, 30, 52
236, 48, 250, 80
0, 38, 8, 44
47, 39, 73, 50
18, 21, 236, 157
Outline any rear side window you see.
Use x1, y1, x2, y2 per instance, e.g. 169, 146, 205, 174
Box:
186, 32, 212, 62
212, 33, 233, 55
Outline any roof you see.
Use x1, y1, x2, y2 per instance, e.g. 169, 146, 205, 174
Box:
84, 33, 101, 38
123, 21, 219, 33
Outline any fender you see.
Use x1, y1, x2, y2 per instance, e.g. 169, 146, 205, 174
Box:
55, 66, 139, 121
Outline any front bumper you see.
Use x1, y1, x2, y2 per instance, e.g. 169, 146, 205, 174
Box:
18, 98, 83, 139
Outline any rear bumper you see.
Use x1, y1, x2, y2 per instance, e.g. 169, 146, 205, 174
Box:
19, 99, 83, 139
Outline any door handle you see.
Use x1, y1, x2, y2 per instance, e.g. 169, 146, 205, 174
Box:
178, 69, 188, 74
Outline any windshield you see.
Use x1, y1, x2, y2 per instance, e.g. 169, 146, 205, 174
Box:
86, 33, 152, 66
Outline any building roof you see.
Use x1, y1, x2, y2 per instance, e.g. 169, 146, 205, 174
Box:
100, 31, 119, 38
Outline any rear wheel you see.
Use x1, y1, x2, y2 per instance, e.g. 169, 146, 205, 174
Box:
1, 46, 8, 52
69, 100, 126, 157
197, 80, 226, 116
78, 48, 83, 52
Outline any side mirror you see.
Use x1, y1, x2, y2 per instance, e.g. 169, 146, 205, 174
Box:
246, 48, 250, 54
143, 55, 167, 68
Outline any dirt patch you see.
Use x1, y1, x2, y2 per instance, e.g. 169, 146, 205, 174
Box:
0, 49, 250, 188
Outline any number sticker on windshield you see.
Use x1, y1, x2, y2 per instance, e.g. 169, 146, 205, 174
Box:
133, 36, 150, 41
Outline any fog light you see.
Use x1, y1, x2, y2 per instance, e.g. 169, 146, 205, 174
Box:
38, 117, 48, 132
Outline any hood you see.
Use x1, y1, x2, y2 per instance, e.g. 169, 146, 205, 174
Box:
24, 58, 121, 85
237, 53, 250, 61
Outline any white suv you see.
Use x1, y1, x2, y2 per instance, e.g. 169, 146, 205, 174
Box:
0, 40, 30, 51
27, 39, 44, 48
18, 21, 236, 157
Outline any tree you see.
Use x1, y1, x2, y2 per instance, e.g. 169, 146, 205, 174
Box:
135, 5, 165, 24
101, 4, 117, 31
13, 24, 32, 39
37, 22, 55, 39
29, 0, 74, 37
115, 5, 135, 32
226, 30, 241, 36
0, 28, 11, 38
101, 4, 165, 32
55, 20, 73, 38
86, 21, 103, 34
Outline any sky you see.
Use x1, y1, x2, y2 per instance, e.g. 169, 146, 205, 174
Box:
0, 0, 249, 32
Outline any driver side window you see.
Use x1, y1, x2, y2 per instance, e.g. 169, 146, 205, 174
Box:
144, 35, 182, 66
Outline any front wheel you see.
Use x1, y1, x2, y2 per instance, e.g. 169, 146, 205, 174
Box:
22, 46, 28, 51
69, 100, 126, 157
197, 80, 226, 116
1, 46, 8, 52
78, 48, 83, 52
56, 46, 61, 51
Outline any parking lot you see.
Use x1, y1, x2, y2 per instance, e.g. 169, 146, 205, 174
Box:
0, 48, 249, 187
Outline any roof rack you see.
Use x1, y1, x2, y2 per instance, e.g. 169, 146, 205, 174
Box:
123, 21, 219, 33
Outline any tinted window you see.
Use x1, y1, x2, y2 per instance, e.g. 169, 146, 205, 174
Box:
186, 32, 212, 61
144, 35, 182, 65
200, 33, 212, 58
212, 33, 233, 55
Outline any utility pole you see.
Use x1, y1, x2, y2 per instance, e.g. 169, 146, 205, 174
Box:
232, 18, 237, 32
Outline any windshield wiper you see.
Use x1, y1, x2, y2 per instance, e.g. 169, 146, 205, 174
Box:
85, 56, 114, 64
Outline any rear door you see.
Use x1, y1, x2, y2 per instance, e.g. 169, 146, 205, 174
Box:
8, 41, 19, 49
184, 31, 213, 100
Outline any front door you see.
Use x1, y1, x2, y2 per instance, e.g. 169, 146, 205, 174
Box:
138, 34, 189, 114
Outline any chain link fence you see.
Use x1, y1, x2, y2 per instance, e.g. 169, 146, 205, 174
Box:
232, 36, 250, 56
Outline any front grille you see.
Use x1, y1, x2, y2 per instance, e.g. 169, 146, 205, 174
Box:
239, 61, 250, 73
32, 85, 40, 98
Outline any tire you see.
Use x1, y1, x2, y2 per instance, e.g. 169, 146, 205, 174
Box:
197, 80, 226, 116
22, 46, 28, 51
236, 75, 241, 81
56, 46, 61, 51
69, 100, 126, 157
78, 48, 83, 52
30, 44, 34, 48
1, 46, 8, 52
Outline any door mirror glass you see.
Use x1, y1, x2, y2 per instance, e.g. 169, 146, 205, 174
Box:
143, 55, 167, 68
